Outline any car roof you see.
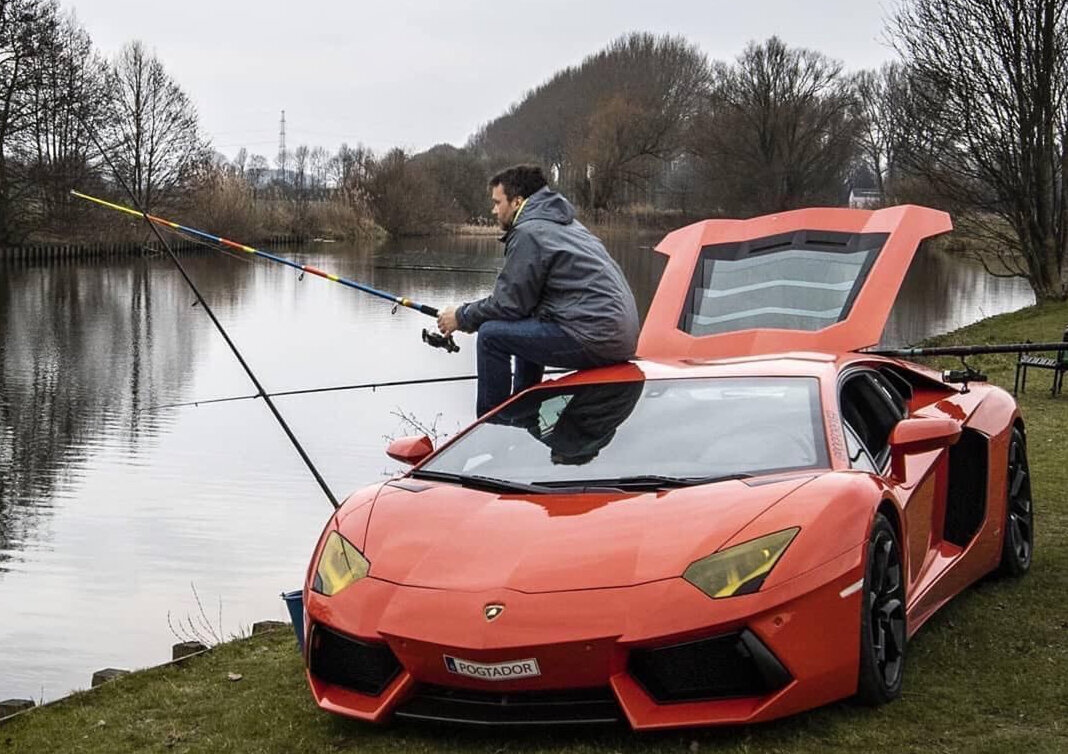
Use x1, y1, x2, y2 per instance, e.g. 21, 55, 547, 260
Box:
636, 205, 952, 361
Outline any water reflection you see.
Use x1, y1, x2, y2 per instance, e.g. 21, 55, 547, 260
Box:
882, 243, 1034, 347
0, 261, 202, 572
0, 232, 1034, 701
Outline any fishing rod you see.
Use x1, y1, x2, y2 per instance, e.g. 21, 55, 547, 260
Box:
866, 341, 1067, 358
70, 190, 459, 353
137, 368, 572, 414
867, 339, 1067, 391
79, 139, 341, 509
142, 373, 480, 413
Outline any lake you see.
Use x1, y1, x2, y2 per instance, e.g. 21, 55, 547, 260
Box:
0, 230, 1034, 702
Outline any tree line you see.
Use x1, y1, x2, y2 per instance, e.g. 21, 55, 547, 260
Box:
0, 0, 204, 242
1, 0, 1065, 300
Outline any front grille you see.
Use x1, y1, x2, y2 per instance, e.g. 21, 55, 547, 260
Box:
396, 684, 622, 725
628, 629, 791, 703
308, 623, 401, 696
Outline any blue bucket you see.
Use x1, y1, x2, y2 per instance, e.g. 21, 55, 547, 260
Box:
281, 589, 305, 652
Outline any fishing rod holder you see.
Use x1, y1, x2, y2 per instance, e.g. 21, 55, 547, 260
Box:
422, 329, 460, 353
942, 356, 987, 393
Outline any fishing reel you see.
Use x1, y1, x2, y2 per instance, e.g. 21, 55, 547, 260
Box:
942, 356, 987, 393
422, 328, 460, 353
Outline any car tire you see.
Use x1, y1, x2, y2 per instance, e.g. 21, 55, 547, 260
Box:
996, 426, 1034, 577
856, 512, 906, 706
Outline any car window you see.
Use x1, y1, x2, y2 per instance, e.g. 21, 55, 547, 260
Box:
877, 366, 914, 407
839, 372, 903, 467
421, 377, 830, 485
872, 371, 907, 416
844, 423, 878, 473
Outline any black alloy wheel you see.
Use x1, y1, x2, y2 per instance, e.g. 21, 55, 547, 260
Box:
856, 512, 906, 705
997, 426, 1034, 577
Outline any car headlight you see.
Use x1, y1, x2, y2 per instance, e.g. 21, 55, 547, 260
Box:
312, 531, 370, 596
683, 528, 799, 598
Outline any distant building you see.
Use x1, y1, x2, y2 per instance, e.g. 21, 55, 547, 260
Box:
849, 188, 883, 209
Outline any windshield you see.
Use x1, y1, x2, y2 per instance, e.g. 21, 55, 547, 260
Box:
418, 377, 828, 486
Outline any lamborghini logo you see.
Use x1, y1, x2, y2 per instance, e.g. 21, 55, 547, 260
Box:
484, 604, 505, 622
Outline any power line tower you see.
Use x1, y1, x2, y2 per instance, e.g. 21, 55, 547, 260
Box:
278, 109, 287, 185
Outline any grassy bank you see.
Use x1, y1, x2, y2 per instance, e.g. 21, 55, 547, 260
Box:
4, 303, 1067, 754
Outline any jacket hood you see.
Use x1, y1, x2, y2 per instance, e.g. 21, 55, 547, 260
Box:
514, 186, 575, 227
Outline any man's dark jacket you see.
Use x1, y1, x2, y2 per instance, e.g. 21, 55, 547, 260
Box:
455, 187, 640, 362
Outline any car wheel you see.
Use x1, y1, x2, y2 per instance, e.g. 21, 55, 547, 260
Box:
856, 512, 906, 706
997, 426, 1034, 577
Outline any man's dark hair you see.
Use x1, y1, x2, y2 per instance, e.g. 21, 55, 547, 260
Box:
489, 165, 548, 201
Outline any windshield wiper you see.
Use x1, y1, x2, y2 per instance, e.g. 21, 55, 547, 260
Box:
560, 473, 753, 490
410, 469, 557, 494
410, 470, 751, 494
410, 470, 625, 494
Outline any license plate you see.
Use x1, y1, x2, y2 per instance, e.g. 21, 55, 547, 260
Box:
443, 655, 541, 681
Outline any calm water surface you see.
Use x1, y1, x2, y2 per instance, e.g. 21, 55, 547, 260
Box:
0, 232, 1034, 702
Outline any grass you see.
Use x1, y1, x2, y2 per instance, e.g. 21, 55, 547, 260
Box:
4, 303, 1068, 753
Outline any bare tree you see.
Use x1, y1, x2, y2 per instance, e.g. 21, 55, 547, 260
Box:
569, 34, 710, 210
24, 6, 108, 222
690, 37, 859, 216
291, 144, 309, 194
246, 153, 270, 187
329, 142, 372, 207
412, 143, 488, 223
286, 143, 311, 232
364, 148, 447, 236
470, 72, 574, 174
852, 63, 911, 198
103, 41, 206, 210
230, 146, 248, 177
0, 0, 54, 242
309, 146, 330, 191
891, 0, 1068, 300
472, 33, 709, 211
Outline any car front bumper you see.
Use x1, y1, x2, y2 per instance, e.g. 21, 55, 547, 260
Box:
304, 542, 866, 730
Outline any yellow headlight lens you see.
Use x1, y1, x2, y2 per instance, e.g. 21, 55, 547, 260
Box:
312, 531, 370, 596
683, 528, 799, 598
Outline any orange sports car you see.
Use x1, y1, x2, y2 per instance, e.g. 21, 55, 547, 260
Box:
301, 205, 1034, 728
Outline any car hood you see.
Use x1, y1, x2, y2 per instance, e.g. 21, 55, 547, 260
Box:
355, 475, 815, 593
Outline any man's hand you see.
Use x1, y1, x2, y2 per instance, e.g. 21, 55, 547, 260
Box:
438, 306, 459, 336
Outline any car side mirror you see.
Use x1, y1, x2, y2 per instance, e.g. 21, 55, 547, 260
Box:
888, 417, 961, 482
386, 434, 434, 465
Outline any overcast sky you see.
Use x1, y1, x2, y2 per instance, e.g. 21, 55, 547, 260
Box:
70, 0, 899, 161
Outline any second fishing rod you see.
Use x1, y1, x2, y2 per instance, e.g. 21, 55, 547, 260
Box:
70, 190, 460, 353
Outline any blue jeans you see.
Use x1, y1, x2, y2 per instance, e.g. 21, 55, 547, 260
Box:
476, 319, 607, 416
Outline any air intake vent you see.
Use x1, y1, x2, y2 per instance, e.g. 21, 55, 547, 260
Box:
944, 427, 989, 546
308, 623, 401, 696
629, 629, 791, 703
